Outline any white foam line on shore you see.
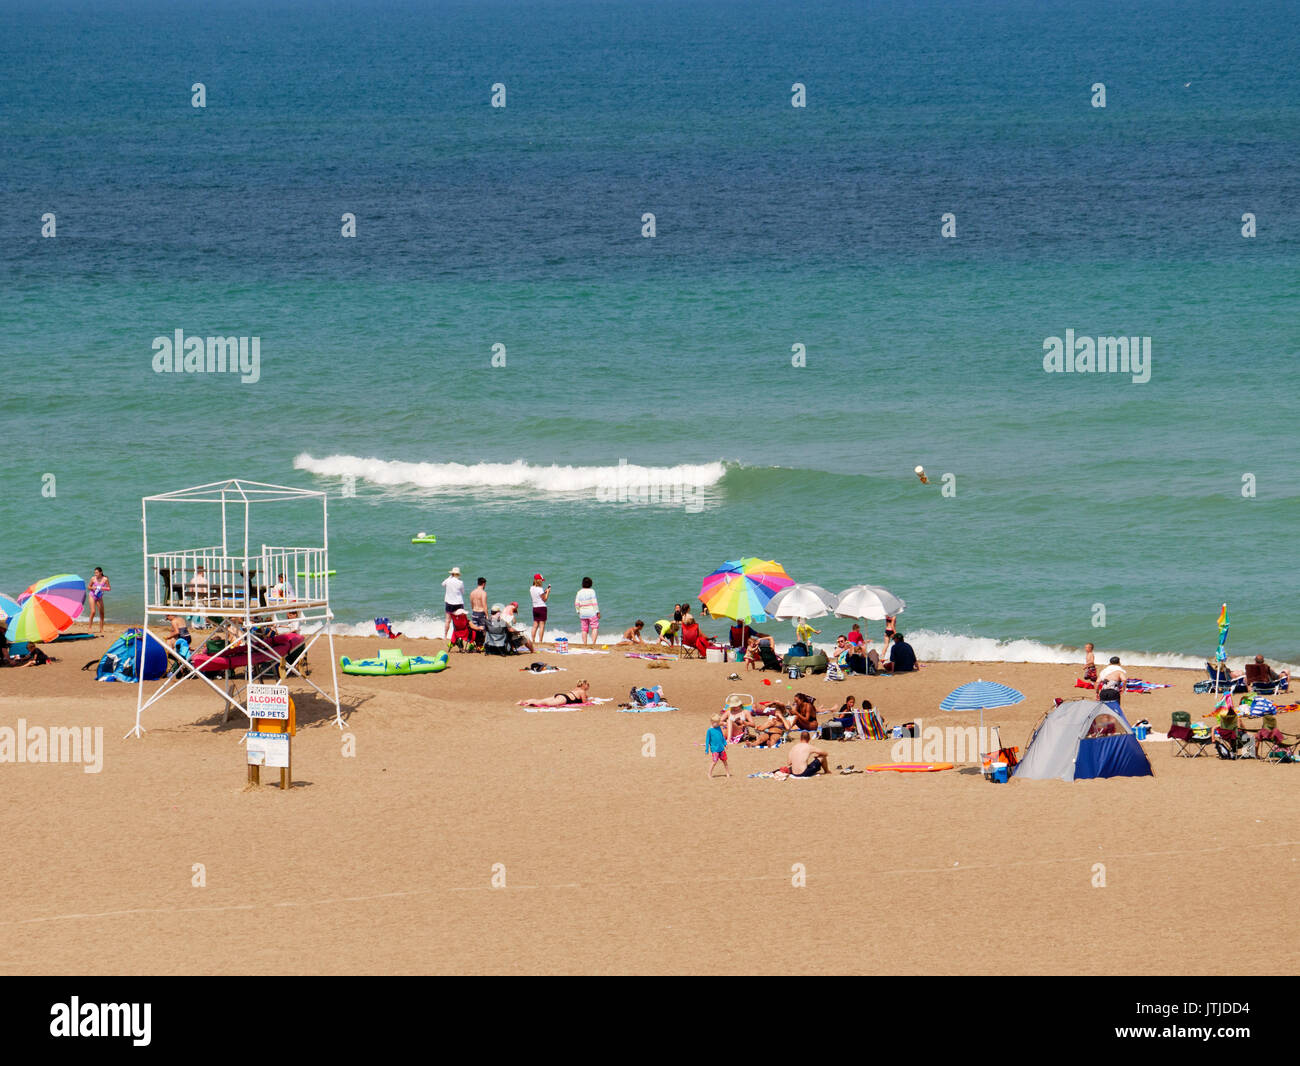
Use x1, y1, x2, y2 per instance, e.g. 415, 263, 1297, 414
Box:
6, 840, 1297, 928
332, 617, 1297, 672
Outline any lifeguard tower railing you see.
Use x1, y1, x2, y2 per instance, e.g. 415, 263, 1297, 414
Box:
130, 479, 344, 739
146, 545, 331, 620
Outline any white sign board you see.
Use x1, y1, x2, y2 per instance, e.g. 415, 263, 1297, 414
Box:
248, 683, 290, 720
247, 732, 290, 769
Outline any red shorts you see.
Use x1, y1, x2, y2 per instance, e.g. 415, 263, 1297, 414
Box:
711, 751, 728, 763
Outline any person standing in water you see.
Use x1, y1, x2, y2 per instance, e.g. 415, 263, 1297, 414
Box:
87, 567, 110, 635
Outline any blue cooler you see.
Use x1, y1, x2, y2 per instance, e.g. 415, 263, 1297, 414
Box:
991, 762, 1009, 783
1134, 723, 1149, 740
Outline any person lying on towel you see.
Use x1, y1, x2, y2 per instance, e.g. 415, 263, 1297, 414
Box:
518, 680, 592, 707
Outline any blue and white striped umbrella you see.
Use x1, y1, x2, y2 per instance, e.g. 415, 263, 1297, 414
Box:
940, 680, 1025, 732
940, 681, 1025, 712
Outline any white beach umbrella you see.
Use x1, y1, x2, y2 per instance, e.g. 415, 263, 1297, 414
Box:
765, 584, 840, 620
834, 584, 905, 621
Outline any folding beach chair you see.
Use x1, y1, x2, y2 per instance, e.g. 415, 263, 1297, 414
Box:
1214, 710, 1246, 759
1199, 662, 1247, 694
1168, 711, 1214, 758
1254, 714, 1299, 764
1245, 662, 1290, 696
757, 643, 783, 672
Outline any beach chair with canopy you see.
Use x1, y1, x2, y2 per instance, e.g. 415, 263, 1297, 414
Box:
1168, 711, 1214, 758
1253, 714, 1297, 764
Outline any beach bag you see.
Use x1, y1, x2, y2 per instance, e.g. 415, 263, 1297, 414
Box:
825, 662, 845, 682
206, 635, 227, 654
630, 685, 664, 707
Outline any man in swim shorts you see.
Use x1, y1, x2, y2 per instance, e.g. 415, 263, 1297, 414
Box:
470, 577, 489, 635
787, 732, 830, 777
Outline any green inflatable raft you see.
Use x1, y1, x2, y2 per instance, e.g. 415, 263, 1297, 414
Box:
340, 648, 449, 675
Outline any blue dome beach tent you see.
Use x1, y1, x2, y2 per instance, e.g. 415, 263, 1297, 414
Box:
1013, 699, 1153, 781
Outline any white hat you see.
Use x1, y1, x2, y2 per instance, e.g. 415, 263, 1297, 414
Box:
490, 602, 505, 614
449, 566, 461, 575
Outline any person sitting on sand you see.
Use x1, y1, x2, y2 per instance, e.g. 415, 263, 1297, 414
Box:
750, 703, 794, 747
787, 732, 830, 777
882, 632, 918, 673
492, 603, 534, 654
790, 693, 820, 733
721, 694, 756, 742
835, 695, 865, 733
623, 620, 646, 644
518, 680, 592, 707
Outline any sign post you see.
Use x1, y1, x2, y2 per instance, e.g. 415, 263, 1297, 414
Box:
245, 683, 294, 790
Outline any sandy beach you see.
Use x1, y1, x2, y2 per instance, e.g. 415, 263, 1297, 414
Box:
1, 628, 1295, 976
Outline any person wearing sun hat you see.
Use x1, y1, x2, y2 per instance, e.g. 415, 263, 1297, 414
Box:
442, 566, 465, 640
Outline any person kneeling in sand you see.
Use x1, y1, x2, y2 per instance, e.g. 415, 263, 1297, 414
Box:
518, 680, 592, 707
787, 732, 830, 777
623, 620, 646, 644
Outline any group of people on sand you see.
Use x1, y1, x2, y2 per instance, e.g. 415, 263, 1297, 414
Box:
0, 616, 58, 667
706, 691, 887, 778
440, 569, 603, 648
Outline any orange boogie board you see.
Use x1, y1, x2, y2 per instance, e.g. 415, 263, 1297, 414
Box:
865, 762, 955, 773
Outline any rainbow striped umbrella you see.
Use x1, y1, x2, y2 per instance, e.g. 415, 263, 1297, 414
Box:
698, 558, 794, 623
7, 574, 86, 643
0, 593, 22, 623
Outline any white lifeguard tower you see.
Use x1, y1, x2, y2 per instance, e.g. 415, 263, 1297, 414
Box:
129, 479, 344, 738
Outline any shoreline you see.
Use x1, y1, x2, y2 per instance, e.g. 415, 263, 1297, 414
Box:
56, 617, 1297, 674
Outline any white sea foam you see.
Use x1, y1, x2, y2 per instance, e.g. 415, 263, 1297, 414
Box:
890, 630, 1217, 671
333, 617, 1271, 670
294, 453, 728, 495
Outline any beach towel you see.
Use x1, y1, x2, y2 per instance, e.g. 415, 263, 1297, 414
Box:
625, 652, 678, 661
616, 704, 677, 712
521, 664, 565, 673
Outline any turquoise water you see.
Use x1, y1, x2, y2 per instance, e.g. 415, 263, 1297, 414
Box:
1, 0, 1297, 665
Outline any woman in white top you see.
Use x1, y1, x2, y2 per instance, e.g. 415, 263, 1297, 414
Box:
442, 566, 465, 639
574, 576, 600, 645
529, 574, 551, 644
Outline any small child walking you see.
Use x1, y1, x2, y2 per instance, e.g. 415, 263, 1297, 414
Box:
744, 636, 761, 670
706, 714, 730, 779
